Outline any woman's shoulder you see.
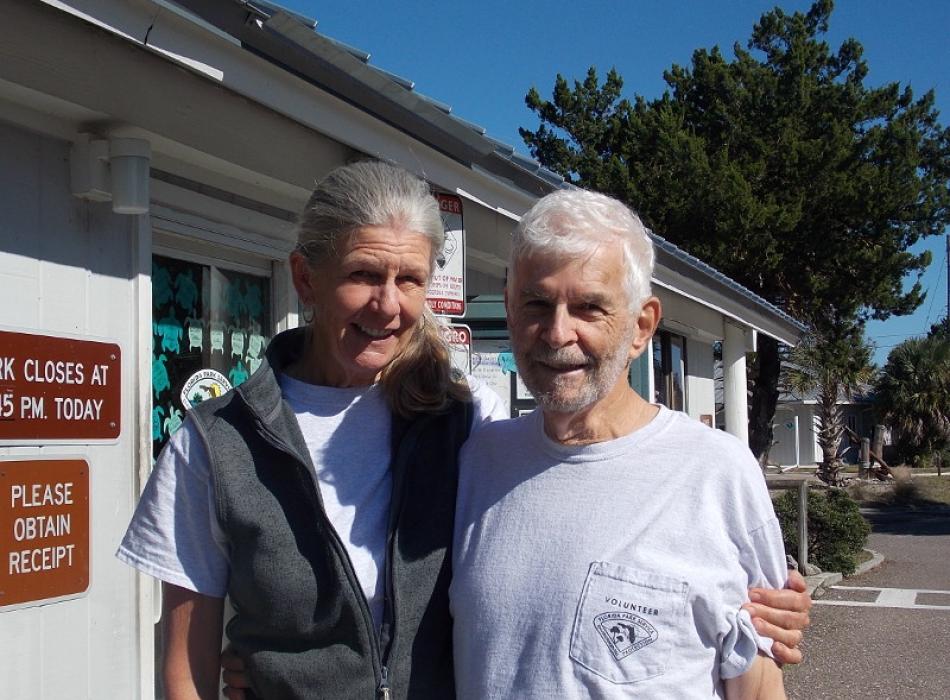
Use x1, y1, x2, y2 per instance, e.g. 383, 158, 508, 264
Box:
464, 373, 510, 427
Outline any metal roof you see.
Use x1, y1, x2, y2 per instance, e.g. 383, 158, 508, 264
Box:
648, 233, 804, 333
170, 0, 803, 342
174, 0, 564, 197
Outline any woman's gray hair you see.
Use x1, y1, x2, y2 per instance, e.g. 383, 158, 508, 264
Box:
295, 160, 445, 271
509, 188, 654, 309
294, 160, 470, 415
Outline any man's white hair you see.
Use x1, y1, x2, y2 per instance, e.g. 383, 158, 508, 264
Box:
508, 189, 654, 309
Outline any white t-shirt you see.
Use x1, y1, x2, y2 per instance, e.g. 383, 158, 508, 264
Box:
117, 374, 505, 628
450, 406, 787, 699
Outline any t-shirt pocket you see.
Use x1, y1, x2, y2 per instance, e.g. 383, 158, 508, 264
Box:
569, 561, 689, 684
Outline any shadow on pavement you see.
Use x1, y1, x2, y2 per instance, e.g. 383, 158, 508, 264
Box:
861, 507, 950, 536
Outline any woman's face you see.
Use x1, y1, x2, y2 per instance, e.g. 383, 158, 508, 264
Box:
293, 225, 433, 387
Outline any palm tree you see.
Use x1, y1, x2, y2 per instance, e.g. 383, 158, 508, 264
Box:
874, 334, 950, 467
786, 324, 875, 483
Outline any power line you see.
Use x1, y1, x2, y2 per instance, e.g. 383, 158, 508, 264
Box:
869, 237, 948, 350
876, 342, 922, 349
923, 239, 948, 328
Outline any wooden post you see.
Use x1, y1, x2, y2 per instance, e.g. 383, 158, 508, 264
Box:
872, 425, 885, 465
860, 438, 871, 479
798, 480, 808, 575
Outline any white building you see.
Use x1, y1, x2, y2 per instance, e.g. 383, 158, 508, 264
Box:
0, 1, 803, 697
771, 386, 876, 467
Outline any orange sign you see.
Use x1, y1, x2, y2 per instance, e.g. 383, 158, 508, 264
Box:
0, 459, 90, 608
0, 330, 121, 441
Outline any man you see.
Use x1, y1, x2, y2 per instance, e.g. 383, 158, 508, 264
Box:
449, 189, 801, 698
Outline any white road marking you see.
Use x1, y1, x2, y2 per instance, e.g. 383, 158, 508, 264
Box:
815, 586, 950, 610
876, 587, 917, 606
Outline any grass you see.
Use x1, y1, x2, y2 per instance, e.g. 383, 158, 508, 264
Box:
853, 548, 874, 567
847, 472, 950, 508
916, 474, 950, 504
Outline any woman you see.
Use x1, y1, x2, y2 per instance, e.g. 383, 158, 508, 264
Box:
119, 161, 808, 700
120, 161, 504, 699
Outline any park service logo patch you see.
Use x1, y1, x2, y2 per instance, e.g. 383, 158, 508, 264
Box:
594, 611, 659, 660
180, 369, 232, 410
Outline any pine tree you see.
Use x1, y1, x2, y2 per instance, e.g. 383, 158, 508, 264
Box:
521, 1, 950, 459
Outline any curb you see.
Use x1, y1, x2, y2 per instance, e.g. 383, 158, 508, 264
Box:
852, 548, 884, 577
805, 572, 841, 598
806, 548, 884, 599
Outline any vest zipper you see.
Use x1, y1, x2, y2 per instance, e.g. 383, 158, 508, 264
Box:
378, 412, 431, 696
251, 417, 389, 693
377, 665, 391, 699
249, 398, 435, 698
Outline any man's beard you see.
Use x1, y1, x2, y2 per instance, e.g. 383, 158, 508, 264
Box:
515, 331, 635, 413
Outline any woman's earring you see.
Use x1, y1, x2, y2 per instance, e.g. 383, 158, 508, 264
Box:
301, 304, 315, 324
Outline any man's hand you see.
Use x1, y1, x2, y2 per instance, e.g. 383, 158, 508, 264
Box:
744, 569, 812, 665
221, 646, 251, 700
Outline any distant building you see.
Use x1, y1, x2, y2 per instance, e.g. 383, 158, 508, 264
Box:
771, 385, 877, 467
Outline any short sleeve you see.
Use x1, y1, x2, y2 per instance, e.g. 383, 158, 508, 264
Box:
719, 518, 789, 679
115, 417, 229, 597
466, 374, 509, 428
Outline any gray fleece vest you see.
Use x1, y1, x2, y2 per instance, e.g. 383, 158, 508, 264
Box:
189, 328, 470, 699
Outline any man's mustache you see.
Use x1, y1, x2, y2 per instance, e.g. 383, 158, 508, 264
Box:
526, 347, 595, 369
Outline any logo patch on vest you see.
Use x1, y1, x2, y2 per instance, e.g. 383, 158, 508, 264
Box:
593, 611, 659, 660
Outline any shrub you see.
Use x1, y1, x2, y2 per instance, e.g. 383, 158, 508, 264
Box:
774, 488, 870, 576
890, 466, 921, 504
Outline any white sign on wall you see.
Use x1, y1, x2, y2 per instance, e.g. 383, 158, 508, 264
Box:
428, 193, 466, 317
471, 339, 515, 418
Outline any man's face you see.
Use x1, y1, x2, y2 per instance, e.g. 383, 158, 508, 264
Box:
506, 241, 642, 413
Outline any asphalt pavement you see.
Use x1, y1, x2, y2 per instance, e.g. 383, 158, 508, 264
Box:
784, 507, 950, 699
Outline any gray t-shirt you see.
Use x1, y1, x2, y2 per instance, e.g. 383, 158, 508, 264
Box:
117, 375, 505, 628
450, 406, 787, 698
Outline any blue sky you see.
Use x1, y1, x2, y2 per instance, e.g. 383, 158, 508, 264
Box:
280, 0, 949, 366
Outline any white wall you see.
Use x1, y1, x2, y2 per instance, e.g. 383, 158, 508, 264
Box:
0, 122, 145, 698
771, 404, 820, 466
685, 337, 715, 423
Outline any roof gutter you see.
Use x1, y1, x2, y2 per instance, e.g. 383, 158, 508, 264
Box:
651, 235, 805, 346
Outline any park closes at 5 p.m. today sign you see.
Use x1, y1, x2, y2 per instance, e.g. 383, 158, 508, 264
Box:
0, 329, 121, 442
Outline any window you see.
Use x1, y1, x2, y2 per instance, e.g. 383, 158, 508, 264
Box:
652, 330, 687, 411
151, 254, 271, 458
629, 351, 651, 400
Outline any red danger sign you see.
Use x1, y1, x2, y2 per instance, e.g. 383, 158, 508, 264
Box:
428, 298, 466, 316
429, 193, 465, 318
0, 330, 121, 442
439, 323, 472, 374
438, 196, 462, 215
440, 325, 471, 345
